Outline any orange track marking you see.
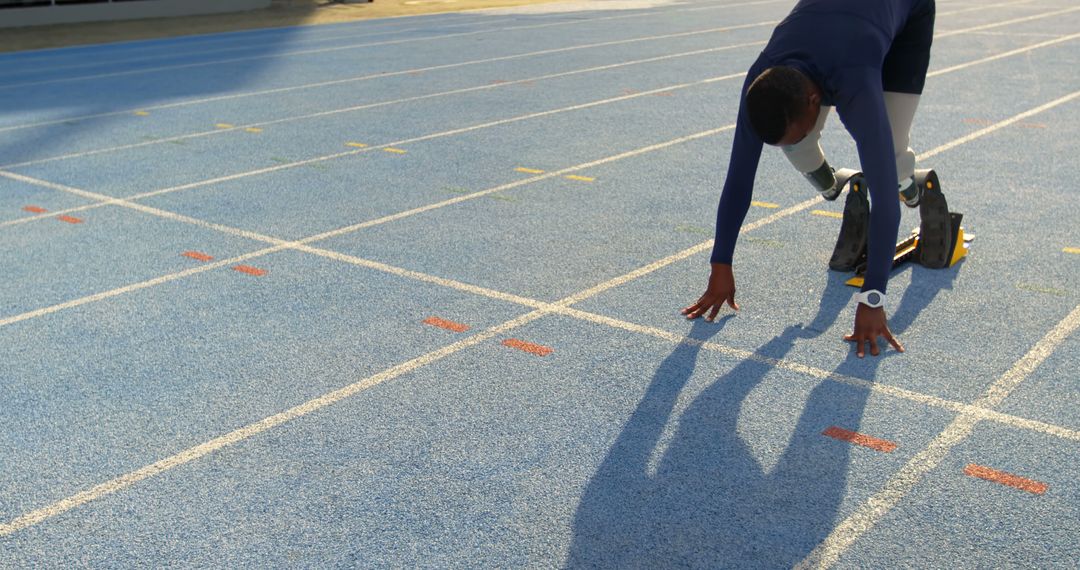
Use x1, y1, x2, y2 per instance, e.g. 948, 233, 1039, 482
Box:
182, 251, 214, 262
233, 265, 267, 276
502, 338, 553, 356
423, 317, 470, 333
57, 215, 83, 224
23, 206, 48, 213
964, 464, 1047, 495
822, 426, 897, 453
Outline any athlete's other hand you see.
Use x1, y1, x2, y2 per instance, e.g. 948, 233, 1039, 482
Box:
844, 304, 904, 357
682, 263, 739, 321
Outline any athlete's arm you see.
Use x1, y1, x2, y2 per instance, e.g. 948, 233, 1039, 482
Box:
835, 70, 905, 356
684, 69, 764, 320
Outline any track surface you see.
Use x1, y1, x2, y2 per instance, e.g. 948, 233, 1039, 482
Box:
1, 0, 1078, 566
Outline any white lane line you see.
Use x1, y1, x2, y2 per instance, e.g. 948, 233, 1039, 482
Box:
3, 124, 741, 248
933, 0, 1041, 17
0, 1, 785, 92
5, 29, 1066, 230
7, 165, 1078, 444
918, 90, 1080, 161
973, 407, 1080, 441
927, 32, 1080, 78
0, 307, 551, 538
0, 0, 776, 74
973, 316, 1080, 410
0, 21, 773, 134
0, 72, 748, 229
4, 61, 1077, 326
31, 174, 1080, 445
4, 91, 1080, 537
0, 243, 293, 329
554, 214, 826, 312
4, 189, 1078, 542
297, 124, 740, 244
0, 17, 523, 81
289, 204, 816, 317
795, 303, 1080, 570
557, 197, 822, 307
0, 123, 741, 327
295, 245, 550, 310
551, 305, 1080, 441
294, 241, 1080, 443
6, 125, 1079, 445
6, 18, 1075, 226
936, 5, 1080, 38
0, 8, 525, 66
0, 0, 1043, 132
936, 0, 1039, 17
4, 11, 1072, 219
962, 31, 1065, 38
1, 40, 766, 170
0, 138, 811, 538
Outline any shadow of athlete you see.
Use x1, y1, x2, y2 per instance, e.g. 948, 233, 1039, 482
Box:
566, 267, 949, 568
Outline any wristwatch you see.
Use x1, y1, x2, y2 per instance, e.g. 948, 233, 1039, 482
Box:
854, 289, 885, 308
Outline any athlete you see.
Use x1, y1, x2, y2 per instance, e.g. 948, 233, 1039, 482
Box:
682, 0, 936, 357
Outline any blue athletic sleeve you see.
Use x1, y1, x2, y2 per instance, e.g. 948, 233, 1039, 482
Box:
710, 69, 765, 265
835, 68, 902, 294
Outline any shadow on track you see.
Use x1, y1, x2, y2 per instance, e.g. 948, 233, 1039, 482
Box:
566, 264, 954, 567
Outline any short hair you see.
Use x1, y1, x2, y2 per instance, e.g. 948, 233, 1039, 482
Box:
745, 66, 809, 145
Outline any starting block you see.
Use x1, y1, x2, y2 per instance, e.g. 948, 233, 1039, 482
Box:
828, 169, 973, 288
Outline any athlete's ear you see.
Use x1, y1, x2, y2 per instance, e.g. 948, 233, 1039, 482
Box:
808, 86, 821, 108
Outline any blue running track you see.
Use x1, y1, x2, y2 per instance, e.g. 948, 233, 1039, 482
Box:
0, 0, 1078, 566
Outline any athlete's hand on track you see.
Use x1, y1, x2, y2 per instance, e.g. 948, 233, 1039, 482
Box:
845, 304, 904, 357
682, 263, 739, 321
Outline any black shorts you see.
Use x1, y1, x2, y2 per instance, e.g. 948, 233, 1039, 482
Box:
882, 0, 935, 94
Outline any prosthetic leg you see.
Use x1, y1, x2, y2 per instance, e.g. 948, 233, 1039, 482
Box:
829, 169, 972, 287
828, 169, 870, 272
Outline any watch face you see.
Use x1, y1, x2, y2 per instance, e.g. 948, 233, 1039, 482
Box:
867, 292, 881, 305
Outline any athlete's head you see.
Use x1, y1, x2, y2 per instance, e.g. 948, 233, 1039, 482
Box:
745, 66, 822, 146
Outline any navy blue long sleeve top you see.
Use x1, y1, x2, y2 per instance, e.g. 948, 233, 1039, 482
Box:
711, 0, 929, 293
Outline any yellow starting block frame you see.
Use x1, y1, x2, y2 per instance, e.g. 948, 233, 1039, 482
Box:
845, 221, 972, 288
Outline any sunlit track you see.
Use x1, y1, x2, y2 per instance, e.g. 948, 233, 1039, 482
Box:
3, 24, 1076, 230
0, 0, 788, 92
0, 20, 774, 133
0, 16, 523, 80
0, 0, 1077, 565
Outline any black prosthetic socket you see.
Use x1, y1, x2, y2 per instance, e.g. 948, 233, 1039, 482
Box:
805, 160, 840, 201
